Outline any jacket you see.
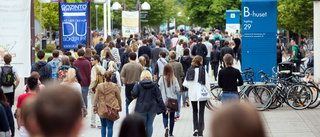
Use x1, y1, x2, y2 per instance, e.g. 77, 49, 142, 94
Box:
179, 56, 193, 74
220, 46, 234, 61
185, 66, 206, 85
31, 61, 52, 83
191, 43, 208, 65
158, 77, 180, 110
94, 82, 121, 118
89, 64, 106, 91
168, 61, 185, 92
210, 50, 221, 64
74, 57, 91, 86
131, 79, 166, 114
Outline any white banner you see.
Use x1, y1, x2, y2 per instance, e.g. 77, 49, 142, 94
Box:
226, 24, 240, 34
122, 11, 139, 38
0, 0, 31, 77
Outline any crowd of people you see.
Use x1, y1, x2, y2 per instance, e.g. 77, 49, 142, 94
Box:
0, 29, 268, 137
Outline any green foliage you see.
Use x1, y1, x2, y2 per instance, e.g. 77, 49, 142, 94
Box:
277, 0, 313, 36
36, 44, 56, 53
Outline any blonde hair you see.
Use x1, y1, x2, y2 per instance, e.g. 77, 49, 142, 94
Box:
234, 34, 240, 39
132, 43, 138, 52
101, 47, 111, 58
140, 70, 152, 81
229, 41, 235, 48
107, 61, 116, 73
65, 68, 76, 83
169, 51, 176, 60
139, 56, 146, 68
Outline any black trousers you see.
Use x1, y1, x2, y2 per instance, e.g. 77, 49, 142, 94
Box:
191, 101, 207, 136
125, 84, 135, 101
5, 92, 15, 108
293, 60, 301, 72
211, 62, 219, 79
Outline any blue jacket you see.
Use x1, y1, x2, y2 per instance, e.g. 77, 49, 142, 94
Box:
131, 79, 166, 114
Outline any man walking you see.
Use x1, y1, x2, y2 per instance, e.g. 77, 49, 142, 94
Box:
203, 36, 213, 72
191, 37, 208, 68
31, 50, 52, 84
47, 50, 61, 82
290, 39, 301, 72
138, 39, 151, 58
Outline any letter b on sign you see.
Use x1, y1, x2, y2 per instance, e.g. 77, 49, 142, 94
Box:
244, 7, 250, 17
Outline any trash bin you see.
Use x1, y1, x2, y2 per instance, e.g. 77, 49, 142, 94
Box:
278, 61, 294, 78
42, 38, 47, 49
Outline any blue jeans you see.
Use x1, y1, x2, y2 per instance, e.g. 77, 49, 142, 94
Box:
151, 62, 155, 74
81, 86, 89, 108
175, 93, 181, 117
126, 98, 132, 116
140, 113, 157, 137
206, 57, 210, 72
221, 92, 239, 105
181, 91, 189, 106
162, 112, 175, 136
100, 117, 114, 137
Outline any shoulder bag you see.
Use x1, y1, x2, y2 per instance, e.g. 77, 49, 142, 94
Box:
163, 78, 179, 111
102, 83, 120, 121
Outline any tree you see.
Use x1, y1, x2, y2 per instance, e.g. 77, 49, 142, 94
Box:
277, 0, 313, 37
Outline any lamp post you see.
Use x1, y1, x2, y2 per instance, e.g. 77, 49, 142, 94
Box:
95, 5, 99, 31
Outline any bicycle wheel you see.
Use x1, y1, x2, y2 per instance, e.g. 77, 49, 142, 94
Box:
268, 88, 283, 109
206, 87, 223, 111
300, 66, 305, 74
307, 85, 320, 109
286, 84, 313, 110
246, 86, 272, 111
305, 67, 314, 76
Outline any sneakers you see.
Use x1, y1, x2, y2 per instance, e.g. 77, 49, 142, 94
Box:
164, 128, 169, 137
186, 100, 190, 107
90, 124, 96, 128
97, 125, 101, 129
174, 116, 180, 121
182, 105, 186, 108
193, 130, 198, 136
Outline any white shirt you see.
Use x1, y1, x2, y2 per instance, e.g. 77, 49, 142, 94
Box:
203, 42, 213, 58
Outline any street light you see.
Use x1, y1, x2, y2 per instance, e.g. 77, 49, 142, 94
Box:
111, 2, 122, 10
141, 2, 150, 10
95, 5, 99, 31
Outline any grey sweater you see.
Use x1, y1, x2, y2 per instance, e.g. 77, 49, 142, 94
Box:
158, 77, 180, 106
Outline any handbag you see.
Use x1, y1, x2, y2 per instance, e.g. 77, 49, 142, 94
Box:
163, 78, 179, 111
196, 83, 211, 101
102, 84, 120, 121
128, 98, 137, 114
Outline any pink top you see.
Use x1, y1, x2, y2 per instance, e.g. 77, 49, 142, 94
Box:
23, 80, 45, 93
171, 38, 180, 48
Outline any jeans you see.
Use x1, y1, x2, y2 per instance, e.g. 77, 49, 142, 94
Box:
81, 86, 89, 108
221, 92, 239, 105
140, 113, 157, 137
211, 62, 219, 80
175, 93, 181, 117
162, 112, 175, 136
181, 91, 189, 106
151, 62, 155, 74
293, 60, 301, 72
126, 98, 132, 116
191, 101, 206, 136
100, 117, 114, 137
206, 57, 210, 72
125, 84, 135, 115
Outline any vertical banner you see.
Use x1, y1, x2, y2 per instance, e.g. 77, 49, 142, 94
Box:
0, 0, 31, 77
169, 18, 176, 34
122, 11, 139, 38
241, 0, 277, 80
226, 10, 240, 34
61, 3, 88, 49
160, 23, 168, 33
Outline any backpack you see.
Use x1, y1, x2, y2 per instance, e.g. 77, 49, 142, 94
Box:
50, 60, 60, 81
195, 44, 205, 57
97, 44, 104, 56
92, 66, 104, 92
123, 54, 129, 65
0, 66, 15, 86
104, 58, 112, 70
214, 35, 221, 46
111, 72, 117, 84
295, 45, 305, 59
57, 65, 70, 83
35, 64, 46, 82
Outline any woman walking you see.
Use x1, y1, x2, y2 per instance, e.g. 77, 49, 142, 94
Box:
131, 70, 166, 137
183, 56, 210, 137
94, 71, 122, 137
179, 49, 193, 107
158, 64, 180, 137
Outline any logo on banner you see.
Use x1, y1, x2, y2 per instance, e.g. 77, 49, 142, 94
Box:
231, 13, 235, 18
244, 7, 268, 18
0, 41, 17, 62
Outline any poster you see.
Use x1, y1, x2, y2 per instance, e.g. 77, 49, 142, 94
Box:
226, 10, 240, 34
122, 11, 139, 38
61, 3, 88, 49
0, 0, 31, 77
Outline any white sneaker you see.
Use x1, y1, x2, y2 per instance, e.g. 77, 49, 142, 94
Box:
193, 129, 198, 136
90, 124, 96, 128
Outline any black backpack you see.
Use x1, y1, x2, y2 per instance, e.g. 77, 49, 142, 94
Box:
111, 72, 117, 84
123, 54, 129, 65
214, 35, 221, 47
295, 45, 305, 60
195, 43, 205, 57
35, 64, 46, 83
96, 44, 104, 56
0, 66, 15, 86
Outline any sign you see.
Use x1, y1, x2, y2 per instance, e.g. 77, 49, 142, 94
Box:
241, 0, 277, 81
61, 3, 88, 49
226, 10, 240, 34
0, 0, 31, 77
160, 23, 167, 32
122, 11, 139, 37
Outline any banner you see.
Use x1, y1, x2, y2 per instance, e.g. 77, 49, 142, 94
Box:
241, 0, 277, 81
0, 0, 31, 77
122, 11, 139, 38
160, 23, 167, 32
61, 3, 88, 49
226, 10, 240, 34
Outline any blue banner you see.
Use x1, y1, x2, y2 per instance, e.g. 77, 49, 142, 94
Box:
61, 3, 88, 49
226, 10, 240, 24
241, 0, 277, 81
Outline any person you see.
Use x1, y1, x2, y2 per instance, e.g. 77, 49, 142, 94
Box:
189, 29, 198, 42
149, 31, 157, 45
121, 46, 132, 72
0, 103, 10, 137
61, 68, 87, 117
179, 49, 192, 107
48, 50, 61, 82
21, 96, 41, 137
0, 88, 14, 137
16, 76, 39, 137
211, 103, 266, 137
119, 42, 126, 59
210, 44, 221, 81
56, 56, 71, 83
179, 32, 188, 43
54, 34, 60, 49
153, 51, 168, 82
95, 38, 105, 56
138, 39, 151, 58
103, 51, 118, 71
151, 40, 164, 73
89, 55, 106, 128
131, 70, 167, 137
191, 37, 208, 67
31, 50, 52, 84
148, 38, 156, 49
218, 54, 243, 104
183, 56, 210, 137
121, 52, 144, 115
213, 29, 222, 47
69, 56, 82, 83
175, 39, 184, 58
277, 38, 287, 64
116, 38, 122, 49
143, 26, 149, 38
158, 64, 180, 137
109, 42, 121, 66
22, 72, 46, 93
167, 51, 184, 120
74, 49, 91, 109
139, 56, 151, 72
165, 34, 172, 49
34, 85, 83, 137
290, 39, 301, 72
233, 34, 241, 61
220, 41, 234, 68
101, 46, 111, 60
83, 48, 92, 63
170, 34, 180, 50
94, 71, 121, 137
118, 114, 148, 137
1, 54, 20, 108
203, 36, 213, 72
107, 61, 122, 91
127, 34, 133, 46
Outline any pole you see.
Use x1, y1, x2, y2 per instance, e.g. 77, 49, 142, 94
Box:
31, 0, 35, 64
86, 0, 92, 48
136, 3, 140, 34
40, 2, 42, 50
104, 2, 107, 40
59, 0, 66, 50
314, 1, 320, 83
107, 0, 111, 36
96, 7, 98, 30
